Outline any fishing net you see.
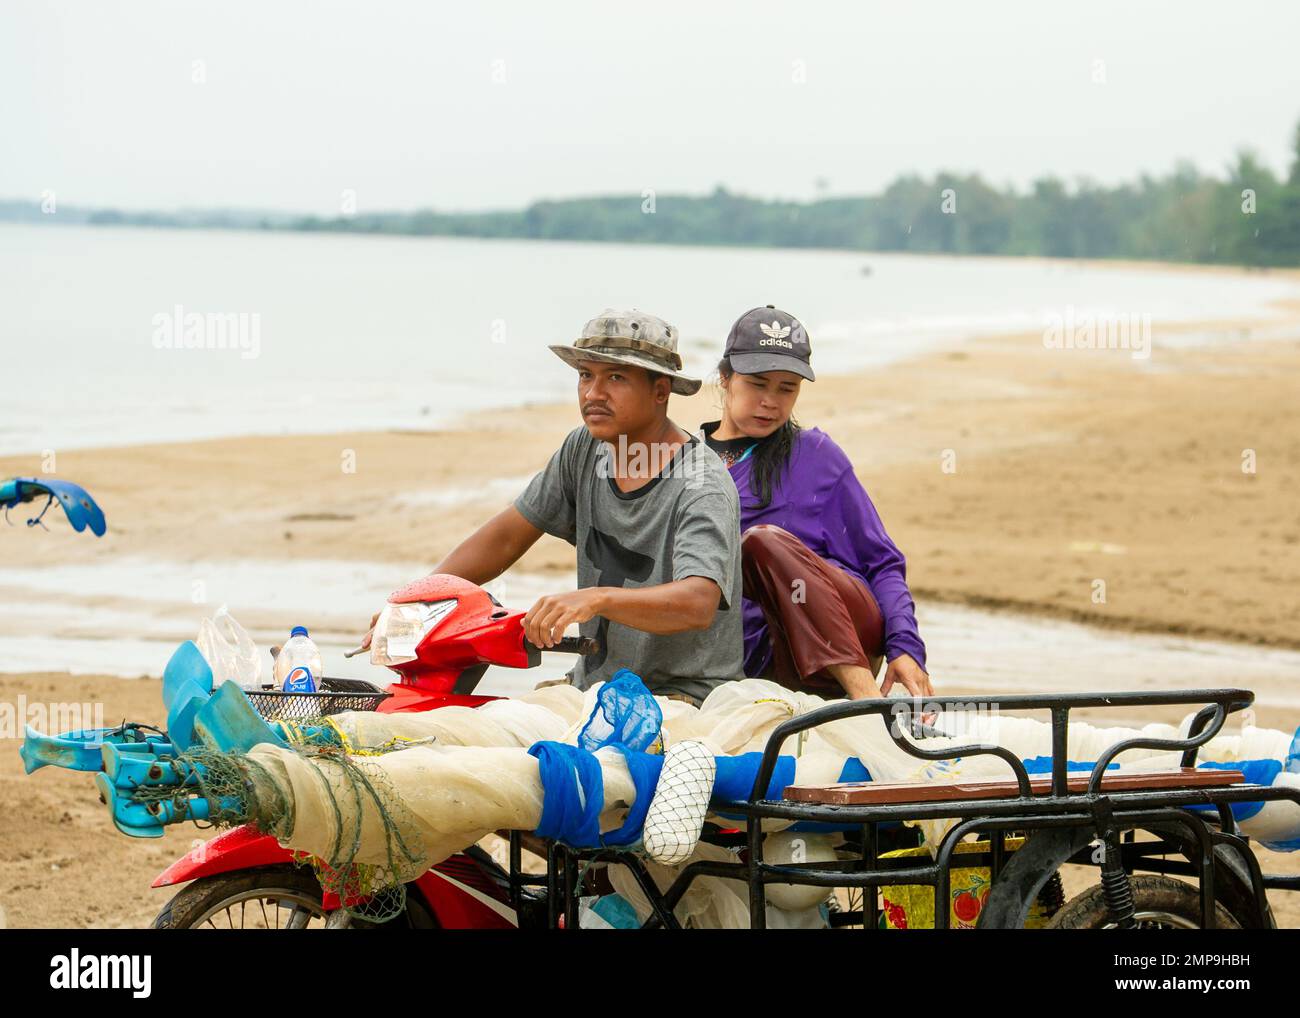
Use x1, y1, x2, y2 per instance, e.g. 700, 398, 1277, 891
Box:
132, 739, 431, 923
320, 684, 584, 750
133, 733, 653, 922
642, 740, 716, 864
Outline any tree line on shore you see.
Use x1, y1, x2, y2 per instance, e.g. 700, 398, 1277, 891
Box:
8, 121, 1300, 267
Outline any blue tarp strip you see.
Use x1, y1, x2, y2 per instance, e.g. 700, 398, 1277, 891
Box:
528, 741, 664, 848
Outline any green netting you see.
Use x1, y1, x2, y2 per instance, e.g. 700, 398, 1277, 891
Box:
132, 736, 429, 924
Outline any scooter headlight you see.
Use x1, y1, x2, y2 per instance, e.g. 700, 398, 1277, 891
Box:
370, 599, 458, 667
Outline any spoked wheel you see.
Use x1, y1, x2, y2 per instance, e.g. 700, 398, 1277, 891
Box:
1046, 875, 1242, 930
153, 866, 329, 929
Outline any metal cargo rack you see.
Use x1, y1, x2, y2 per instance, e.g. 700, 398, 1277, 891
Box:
510, 687, 1300, 929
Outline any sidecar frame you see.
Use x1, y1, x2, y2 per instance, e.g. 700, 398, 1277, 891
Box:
523, 687, 1300, 930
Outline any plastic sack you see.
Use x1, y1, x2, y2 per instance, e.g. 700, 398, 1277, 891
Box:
324, 684, 585, 751
577, 668, 664, 754
606, 839, 826, 929
196, 606, 263, 692
880, 837, 1051, 929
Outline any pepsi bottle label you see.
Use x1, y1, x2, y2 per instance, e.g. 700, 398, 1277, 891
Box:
283, 666, 317, 693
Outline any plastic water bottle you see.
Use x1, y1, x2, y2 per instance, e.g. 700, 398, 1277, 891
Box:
275, 626, 322, 693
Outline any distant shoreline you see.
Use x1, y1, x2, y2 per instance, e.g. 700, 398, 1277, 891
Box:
6, 146, 1300, 270
7, 217, 1299, 283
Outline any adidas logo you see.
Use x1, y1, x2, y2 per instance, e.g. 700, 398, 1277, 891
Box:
759, 321, 791, 341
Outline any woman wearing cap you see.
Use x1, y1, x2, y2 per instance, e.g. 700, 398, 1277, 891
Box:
700, 305, 933, 702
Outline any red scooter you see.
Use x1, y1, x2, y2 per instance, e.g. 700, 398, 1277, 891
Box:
150, 573, 594, 929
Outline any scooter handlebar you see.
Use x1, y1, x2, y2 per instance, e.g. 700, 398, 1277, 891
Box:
524, 635, 600, 656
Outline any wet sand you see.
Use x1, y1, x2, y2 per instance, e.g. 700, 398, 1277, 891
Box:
4, 306, 1300, 649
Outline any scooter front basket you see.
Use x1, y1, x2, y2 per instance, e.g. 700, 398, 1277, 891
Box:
245, 677, 391, 721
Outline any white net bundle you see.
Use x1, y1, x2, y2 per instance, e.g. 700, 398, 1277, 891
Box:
642, 740, 716, 865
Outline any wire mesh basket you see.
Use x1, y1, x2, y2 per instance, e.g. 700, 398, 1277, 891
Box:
246, 676, 392, 721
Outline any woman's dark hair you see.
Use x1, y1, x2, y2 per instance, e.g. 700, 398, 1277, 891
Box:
717, 357, 801, 509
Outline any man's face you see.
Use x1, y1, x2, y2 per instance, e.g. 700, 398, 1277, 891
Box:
577, 360, 668, 441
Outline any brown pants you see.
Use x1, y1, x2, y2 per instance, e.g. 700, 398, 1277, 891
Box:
741, 524, 885, 697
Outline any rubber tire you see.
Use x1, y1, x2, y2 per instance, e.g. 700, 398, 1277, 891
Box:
152, 865, 327, 929
153, 865, 440, 929
1045, 875, 1242, 929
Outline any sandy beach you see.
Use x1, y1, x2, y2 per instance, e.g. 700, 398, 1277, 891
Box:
5, 273, 1300, 927
5, 292, 1300, 648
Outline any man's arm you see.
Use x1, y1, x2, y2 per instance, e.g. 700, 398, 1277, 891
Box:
522, 576, 720, 648
432, 505, 545, 585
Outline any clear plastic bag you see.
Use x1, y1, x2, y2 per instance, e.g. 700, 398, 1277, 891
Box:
197, 605, 264, 691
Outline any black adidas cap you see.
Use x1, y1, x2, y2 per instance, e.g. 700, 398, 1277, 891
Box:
723, 305, 815, 381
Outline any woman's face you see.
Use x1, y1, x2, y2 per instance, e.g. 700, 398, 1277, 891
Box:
722, 369, 803, 438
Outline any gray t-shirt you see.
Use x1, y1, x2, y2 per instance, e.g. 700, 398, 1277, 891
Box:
513, 424, 743, 702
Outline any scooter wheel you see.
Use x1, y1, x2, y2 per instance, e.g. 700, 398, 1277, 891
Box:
1045, 875, 1243, 929
152, 865, 329, 929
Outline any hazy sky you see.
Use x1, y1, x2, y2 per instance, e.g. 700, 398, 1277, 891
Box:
4, 1, 1300, 214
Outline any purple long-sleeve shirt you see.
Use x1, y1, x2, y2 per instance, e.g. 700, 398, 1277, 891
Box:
703, 423, 927, 678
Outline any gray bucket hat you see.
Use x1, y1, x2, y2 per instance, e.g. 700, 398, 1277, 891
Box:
549, 309, 702, 396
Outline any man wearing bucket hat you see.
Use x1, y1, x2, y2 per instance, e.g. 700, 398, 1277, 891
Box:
547, 308, 703, 397
377, 309, 743, 704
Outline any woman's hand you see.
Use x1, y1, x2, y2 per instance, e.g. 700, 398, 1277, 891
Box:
523, 589, 606, 648
881, 653, 933, 700
359, 610, 381, 651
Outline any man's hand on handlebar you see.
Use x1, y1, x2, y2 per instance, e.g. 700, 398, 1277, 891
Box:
523, 589, 605, 649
